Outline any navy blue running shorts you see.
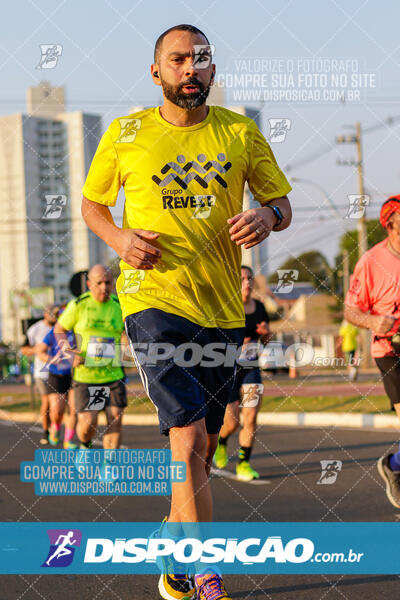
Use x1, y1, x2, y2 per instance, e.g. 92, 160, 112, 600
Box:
125, 309, 245, 435
229, 365, 262, 404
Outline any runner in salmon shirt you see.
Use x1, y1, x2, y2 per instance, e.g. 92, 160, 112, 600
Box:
344, 195, 400, 509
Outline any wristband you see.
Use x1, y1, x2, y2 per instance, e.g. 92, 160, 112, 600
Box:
264, 204, 283, 228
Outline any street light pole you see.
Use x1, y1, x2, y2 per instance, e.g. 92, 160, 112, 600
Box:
355, 122, 368, 257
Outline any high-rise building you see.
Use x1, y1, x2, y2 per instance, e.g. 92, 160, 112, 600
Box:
0, 82, 107, 343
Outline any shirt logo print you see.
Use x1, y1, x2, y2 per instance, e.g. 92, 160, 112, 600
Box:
152, 153, 231, 189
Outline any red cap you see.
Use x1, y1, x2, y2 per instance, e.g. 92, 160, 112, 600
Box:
380, 196, 400, 228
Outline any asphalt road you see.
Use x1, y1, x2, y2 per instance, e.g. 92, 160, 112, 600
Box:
1, 420, 400, 599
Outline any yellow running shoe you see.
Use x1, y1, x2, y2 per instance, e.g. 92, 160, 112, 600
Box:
236, 461, 260, 481
150, 518, 196, 599
158, 573, 196, 600
48, 427, 59, 446
63, 441, 78, 449
213, 442, 228, 469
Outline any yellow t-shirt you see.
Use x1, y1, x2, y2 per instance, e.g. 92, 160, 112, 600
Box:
82, 106, 292, 328
339, 321, 358, 352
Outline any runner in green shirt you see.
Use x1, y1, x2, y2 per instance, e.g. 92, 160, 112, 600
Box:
55, 265, 127, 449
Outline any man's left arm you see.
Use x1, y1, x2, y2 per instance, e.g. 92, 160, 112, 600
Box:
228, 124, 292, 249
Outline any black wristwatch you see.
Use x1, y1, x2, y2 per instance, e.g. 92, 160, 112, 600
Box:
264, 204, 284, 229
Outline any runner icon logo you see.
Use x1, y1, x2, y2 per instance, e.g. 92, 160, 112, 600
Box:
240, 383, 264, 408
115, 118, 142, 143
268, 119, 291, 143
317, 460, 342, 485
120, 269, 145, 294
85, 386, 110, 411
152, 153, 232, 190
273, 269, 299, 294
42, 529, 81, 567
36, 44, 63, 69
191, 195, 216, 219
192, 44, 215, 69
345, 195, 370, 219
42, 195, 67, 219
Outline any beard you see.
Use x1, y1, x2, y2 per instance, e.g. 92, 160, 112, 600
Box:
161, 76, 211, 110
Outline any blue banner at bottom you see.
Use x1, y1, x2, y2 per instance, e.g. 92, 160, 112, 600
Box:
0, 522, 398, 574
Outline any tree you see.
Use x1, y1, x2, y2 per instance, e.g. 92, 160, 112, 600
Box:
269, 250, 333, 292
330, 218, 387, 318
336, 218, 386, 273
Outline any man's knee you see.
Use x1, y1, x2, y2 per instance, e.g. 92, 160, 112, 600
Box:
78, 414, 97, 434
242, 410, 257, 429
171, 422, 208, 460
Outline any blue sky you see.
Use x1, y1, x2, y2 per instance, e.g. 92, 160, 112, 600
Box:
2, 0, 400, 272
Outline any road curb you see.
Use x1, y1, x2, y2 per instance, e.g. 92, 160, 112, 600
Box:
1, 409, 400, 430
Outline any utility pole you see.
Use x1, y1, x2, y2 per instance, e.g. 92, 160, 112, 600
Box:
336, 123, 368, 259
355, 122, 368, 257
336, 123, 371, 367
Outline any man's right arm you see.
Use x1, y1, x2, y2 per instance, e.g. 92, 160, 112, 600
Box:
81, 197, 161, 270
344, 304, 396, 335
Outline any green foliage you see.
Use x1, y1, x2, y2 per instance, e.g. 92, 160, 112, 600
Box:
337, 218, 386, 272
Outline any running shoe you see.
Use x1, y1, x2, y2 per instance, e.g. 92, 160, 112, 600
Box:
39, 430, 49, 445
195, 570, 231, 600
236, 461, 260, 481
377, 454, 400, 508
151, 518, 195, 600
79, 441, 93, 449
213, 443, 228, 469
48, 428, 59, 446
63, 441, 78, 450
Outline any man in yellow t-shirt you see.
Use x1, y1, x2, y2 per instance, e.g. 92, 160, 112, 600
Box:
339, 320, 358, 356
338, 319, 359, 381
81, 24, 292, 600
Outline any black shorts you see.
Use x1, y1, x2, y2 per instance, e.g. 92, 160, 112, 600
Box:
125, 308, 245, 436
72, 379, 127, 413
375, 356, 400, 410
47, 372, 72, 395
229, 365, 262, 404
35, 378, 51, 396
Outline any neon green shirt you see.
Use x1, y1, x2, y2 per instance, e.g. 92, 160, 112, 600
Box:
58, 292, 124, 384
339, 321, 358, 352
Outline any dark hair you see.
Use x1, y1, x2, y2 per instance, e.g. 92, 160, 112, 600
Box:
241, 265, 254, 276
154, 24, 210, 62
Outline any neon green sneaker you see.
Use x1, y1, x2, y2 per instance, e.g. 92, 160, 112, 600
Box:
236, 461, 260, 481
63, 441, 78, 450
213, 442, 228, 469
48, 427, 59, 446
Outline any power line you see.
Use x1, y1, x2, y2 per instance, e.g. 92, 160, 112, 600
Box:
284, 112, 400, 173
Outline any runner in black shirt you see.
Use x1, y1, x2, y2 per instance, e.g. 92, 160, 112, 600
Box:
214, 265, 271, 480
